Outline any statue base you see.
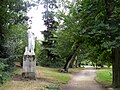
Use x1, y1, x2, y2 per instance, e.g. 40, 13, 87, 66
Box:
22, 72, 36, 80
22, 55, 36, 79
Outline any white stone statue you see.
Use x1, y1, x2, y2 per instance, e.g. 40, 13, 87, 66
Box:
27, 30, 35, 52
24, 30, 36, 55
23, 30, 36, 79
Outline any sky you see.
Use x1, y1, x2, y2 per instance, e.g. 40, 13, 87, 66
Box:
27, 4, 45, 40
27, 0, 74, 40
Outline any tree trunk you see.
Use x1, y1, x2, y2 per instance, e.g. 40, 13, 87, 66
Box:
105, 0, 113, 19
63, 45, 80, 72
112, 48, 120, 88
104, 0, 120, 88
63, 53, 76, 72
69, 56, 77, 68
63, 55, 72, 72
75, 57, 78, 68
78, 61, 81, 67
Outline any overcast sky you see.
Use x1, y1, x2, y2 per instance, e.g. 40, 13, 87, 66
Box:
27, 4, 45, 40
27, 0, 74, 40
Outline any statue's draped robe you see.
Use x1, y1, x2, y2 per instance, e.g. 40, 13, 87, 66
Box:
27, 30, 35, 54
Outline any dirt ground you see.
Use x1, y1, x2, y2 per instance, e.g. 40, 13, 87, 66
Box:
61, 68, 108, 90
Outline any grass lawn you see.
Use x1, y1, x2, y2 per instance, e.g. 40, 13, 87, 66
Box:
96, 69, 112, 86
37, 66, 71, 84
0, 66, 81, 90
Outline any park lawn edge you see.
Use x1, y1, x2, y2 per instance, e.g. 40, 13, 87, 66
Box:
96, 69, 112, 86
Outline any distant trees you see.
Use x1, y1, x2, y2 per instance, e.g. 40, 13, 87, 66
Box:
37, 0, 62, 67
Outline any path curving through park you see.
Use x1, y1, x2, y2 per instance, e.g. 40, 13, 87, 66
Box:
61, 68, 107, 90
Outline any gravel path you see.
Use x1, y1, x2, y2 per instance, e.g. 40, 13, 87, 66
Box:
61, 69, 107, 90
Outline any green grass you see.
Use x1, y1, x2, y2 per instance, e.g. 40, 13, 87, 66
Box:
0, 66, 82, 90
69, 67, 83, 73
38, 66, 71, 84
0, 66, 71, 90
96, 69, 112, 85
45, 83, 60, 90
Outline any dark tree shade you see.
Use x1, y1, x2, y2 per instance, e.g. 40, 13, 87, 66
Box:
39, 0, 60, 67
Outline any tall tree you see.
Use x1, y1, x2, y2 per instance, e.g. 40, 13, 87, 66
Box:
39, 0, 60, 67
56, 0, 120, 88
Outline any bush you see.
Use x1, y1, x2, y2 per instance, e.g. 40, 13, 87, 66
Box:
0, 58, 16, 84
0, 72, 12, 84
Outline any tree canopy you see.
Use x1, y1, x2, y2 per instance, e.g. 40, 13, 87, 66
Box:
53, 0, 120, 87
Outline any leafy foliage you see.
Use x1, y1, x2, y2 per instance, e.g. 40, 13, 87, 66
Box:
0, 0, 28, 83
54, 0, 120, 68
53, 0, 120, 87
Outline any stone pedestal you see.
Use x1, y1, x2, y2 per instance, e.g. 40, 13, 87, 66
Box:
23, 30, 36, 79
22, 55, 36, 79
